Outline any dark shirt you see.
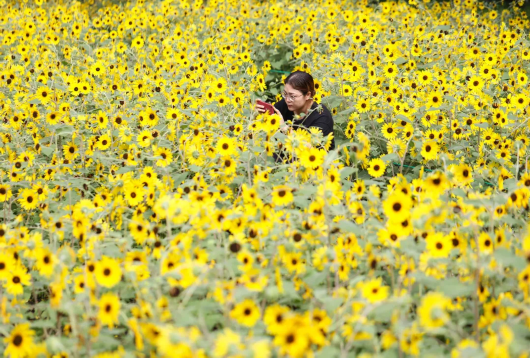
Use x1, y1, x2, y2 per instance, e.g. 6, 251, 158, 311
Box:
273, 98, 335, 151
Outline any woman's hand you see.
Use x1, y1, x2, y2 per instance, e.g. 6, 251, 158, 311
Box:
255, 100, 266, 114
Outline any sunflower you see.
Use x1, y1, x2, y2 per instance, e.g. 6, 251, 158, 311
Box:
229, 299, 260, 327
137, 130, 152, 148
426, 91, 443, 108
299, 147, 324, 170
512, 93, 529, 111
35, 85, 52, 104
382, 122, 398, 139
349, 201, 365, 224
421, 140, 439, 161
383, 191, 412, 222
131, 35, 144, 49
96, 134, 112, 151
4, 324, 36, 358
220, 156, 237, 175
154, 146, 173, 167
63, 142, 79, 160
400, 324, 422, 355
74, 275, 86, 294
45, 111, 61, 125
426, 233, 452, 258
166, 108, 180, 121
478, 66, 493, 79
79, 81, 91, 95
271, 185, 294, 206
216, 136, 237, 156
341, 84, 353, 96
516, 72, 528, 86
284, 252, 306, 275
379, 226, 404, 247
95, 256, 122, 288
0, 251, 14, 280
355, 98, 371, 113
264, 304, 290, 335
453, 163, 473, 185
98, 292, 121, 328
467, 75, 484, 93
95, 111, 109, 129
367, 158, 386, 178
35, 248, 55, 278
362, 277, 389, 303
417, 70, 433, 86
478, 232, 494, 254
6, 264, 31, 295
383, 62, 398, 79
387, 137, 407, 157
273, 318, 311, 358
0, 184, 12, 201
129, 217, 150, 244
266, 114, 282, 132
212, 77, 228, 93
352, 180, 365, 199
145, 107, 159, 126
216, 94, 230, 107
124, 182, 145, 207
18, 188, 39, 211
418, 292, 450, 330
90, 61, 106, 77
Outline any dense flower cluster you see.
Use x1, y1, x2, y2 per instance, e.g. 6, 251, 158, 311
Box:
1, 0, 530, 357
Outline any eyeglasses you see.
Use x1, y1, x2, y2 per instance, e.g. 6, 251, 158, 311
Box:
281, 91, 304, 102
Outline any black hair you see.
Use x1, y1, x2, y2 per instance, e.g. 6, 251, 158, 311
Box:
284, 71, 315, 98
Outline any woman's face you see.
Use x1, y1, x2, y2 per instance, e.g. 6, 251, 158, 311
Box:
283, 83, 312, 112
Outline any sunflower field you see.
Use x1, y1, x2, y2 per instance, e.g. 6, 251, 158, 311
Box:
2, 0, 530, 356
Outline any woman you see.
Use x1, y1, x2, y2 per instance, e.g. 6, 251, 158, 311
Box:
255, 71, 335, 154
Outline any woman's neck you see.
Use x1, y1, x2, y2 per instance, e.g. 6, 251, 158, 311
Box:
294, 99, 314, 116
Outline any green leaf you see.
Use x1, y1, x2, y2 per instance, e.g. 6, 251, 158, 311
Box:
172, 172, 189, 185
204, 313, 224, 330
412, 272, 439, 289
31, 320, 56, 329
81, 43, 93, 55
437, 277, 474, 298
322, 297, 344, 313
252, 145, 265, 153
322, 95, 343, 108
337, 220, 362, 235
281, 281, 302, 301
434, 25, 451, 31
381, 153, 399, 162
395, 114, 412, 123
394, 57, 408, 65
95, 334, 121, 349
116, 166, 135, 174
304, 269, 328, 287
315, 347, 341, 358
371, 301, 400, 321
336, 107, 356, 117
41, 146, 55, 157
494, 248, 526, 270
340, 167, 355, 179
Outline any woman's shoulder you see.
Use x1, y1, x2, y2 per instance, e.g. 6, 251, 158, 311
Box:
317, 101, 332, 113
